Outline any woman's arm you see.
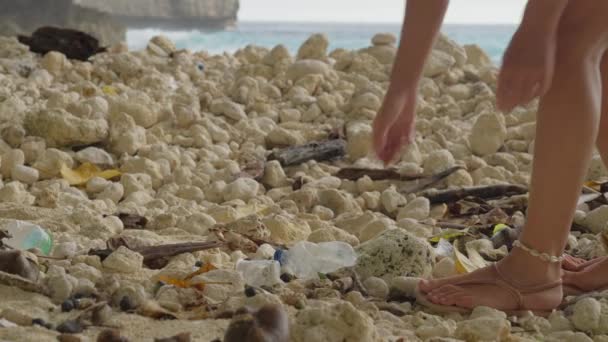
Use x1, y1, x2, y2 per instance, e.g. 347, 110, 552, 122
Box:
385, 0, 450, 100
497, 0, 568, 111
373, 0, 449, 164
521, 0, 568, 34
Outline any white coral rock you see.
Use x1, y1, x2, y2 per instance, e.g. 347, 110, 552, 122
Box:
469, 112, 507, 156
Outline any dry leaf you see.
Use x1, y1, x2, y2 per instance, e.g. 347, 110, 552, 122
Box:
102, 85, 117, 95
428, 229, 467, 244
138, 300, 178, 320
60, 163, 121, 186
184, 263, 217, 281
453, 239, 488, 274
492, 224, 509, 237
157, 263, 228, 291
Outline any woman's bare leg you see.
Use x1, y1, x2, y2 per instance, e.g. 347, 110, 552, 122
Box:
595, 53, 608, 167
561, 52, 608, 290
563, 61, 608, 271
419, 2, 608, 311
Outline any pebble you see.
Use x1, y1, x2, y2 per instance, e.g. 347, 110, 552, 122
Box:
97, 329, 130, 342
102, 246, 144, 273
469, 112, 507, 156
422, 149, 455, 175
362, 277, 389, 299
11, 165, 39, 184
396, 197, 430, 221
56, 320, 83, 334
1, 149, 25, 178
356, 229, 435, 282
371, 33, 397, 46
291, 302, 377, 342
571, 298, 602, 333
455, 317, 511, 341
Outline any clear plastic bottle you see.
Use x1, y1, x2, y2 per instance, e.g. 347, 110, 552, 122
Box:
3, 221, 53, 255
236, 259, 282, 287
273, 241, 357, 280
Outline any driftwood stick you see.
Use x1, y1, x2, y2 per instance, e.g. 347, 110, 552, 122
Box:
335, 168, 421, 181
267, 139, 346, 167
237, 160, 266, 181
136, 241, 225, 262
400, 166, 462, 193
420, 184, 528, 204
0, 270, 45, 294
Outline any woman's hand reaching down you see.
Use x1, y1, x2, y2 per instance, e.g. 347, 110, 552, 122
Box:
372, 88, 417, 165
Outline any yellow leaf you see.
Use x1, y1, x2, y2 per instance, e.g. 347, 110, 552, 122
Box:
428, 230, 467, 244
60, 163, 121, 186
184, 263, 217, 281
454, 246, 476, 274
584, 181, 603, 192
102, 85, 117, 95
157, 275, 230, 291
492, 224, 509, 237
465, 244, 489, 270
157, 263, 227, 291
453, 239, 488, 274
97, 169, 122, 180
60, 163, 100, 185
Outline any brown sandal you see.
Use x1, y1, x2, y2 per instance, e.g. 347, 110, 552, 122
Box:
414, 263, 562, 317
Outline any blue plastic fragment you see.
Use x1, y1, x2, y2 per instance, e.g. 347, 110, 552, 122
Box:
273, 249, 285, 265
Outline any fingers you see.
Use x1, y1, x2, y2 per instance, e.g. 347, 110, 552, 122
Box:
519, 72, 543, 106
497, 68, 546, 112
372, 113, 390, 159
380, 112, 415, 165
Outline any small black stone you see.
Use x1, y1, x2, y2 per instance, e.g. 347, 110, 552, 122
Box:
244, 286, 256, 297
72, 298, 81, 309
280, 273, 295, 283
32, 318, 47, 327
61, 299, 75, 312
119, 296, 136, 312
194, 260, 204, 267
56, 320, 84, 334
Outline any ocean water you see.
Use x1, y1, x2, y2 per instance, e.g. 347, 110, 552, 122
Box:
127, 22, 517, 65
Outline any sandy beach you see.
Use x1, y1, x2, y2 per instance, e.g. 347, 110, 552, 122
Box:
0, 29, 607, 342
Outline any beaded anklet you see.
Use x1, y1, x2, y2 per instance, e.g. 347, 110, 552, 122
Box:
513, 240, 564, 263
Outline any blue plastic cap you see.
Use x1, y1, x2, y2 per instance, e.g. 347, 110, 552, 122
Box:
273, 249, 285, 265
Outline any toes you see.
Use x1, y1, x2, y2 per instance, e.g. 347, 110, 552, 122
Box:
419, 275, 468, 293
428, 285, 464, 305
428, 285, 468, 306
450, 292, 474, 309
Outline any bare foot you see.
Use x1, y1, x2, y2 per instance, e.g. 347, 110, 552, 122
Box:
562, 254, 605, 271
563, 256, 608, 295
418, 249, 563, 312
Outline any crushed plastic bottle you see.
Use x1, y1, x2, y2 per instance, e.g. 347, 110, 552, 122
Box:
236, 259, 282, 287
2, 221, 53, 255
273, 241, 357, 280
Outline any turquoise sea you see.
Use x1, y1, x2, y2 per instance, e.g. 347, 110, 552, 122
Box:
127, 22, 517, 65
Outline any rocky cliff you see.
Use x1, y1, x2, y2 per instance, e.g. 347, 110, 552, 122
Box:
75, 0, 239, 30
0, 0, 125, 45
0, 0, 239, 45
